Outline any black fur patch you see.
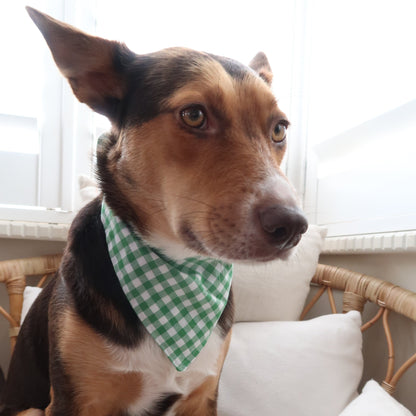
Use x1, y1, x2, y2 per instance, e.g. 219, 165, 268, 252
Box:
143, 393, 182, 416
0, 279, 54, 413
218, 288, 234, 338
122, 50, 214, 126
63, 197, 147, 347
210, 54, 249, 81
0, 369, 4, 396
110, 47, 253, 129
96, 131, 148, 234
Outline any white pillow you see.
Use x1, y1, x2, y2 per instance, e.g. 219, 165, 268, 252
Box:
218, 311, 363, 416
20, 286, 42, 324
78, 174, 101, 206
233, 225, 327, 322
339, 379, 413, 416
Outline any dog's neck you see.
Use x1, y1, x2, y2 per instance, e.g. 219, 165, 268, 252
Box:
101, 200, 233, 371
143, 234, 204, 263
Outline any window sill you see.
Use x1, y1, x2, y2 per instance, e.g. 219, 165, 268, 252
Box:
322, 230, 416, 254
0, 220, 69, 241
1, 220, 415, 254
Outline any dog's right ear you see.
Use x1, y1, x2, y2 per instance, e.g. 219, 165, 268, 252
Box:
26, 7, 132, 120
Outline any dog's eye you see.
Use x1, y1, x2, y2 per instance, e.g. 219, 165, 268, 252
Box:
180, 106, 206, 128
271, 123, 287, 143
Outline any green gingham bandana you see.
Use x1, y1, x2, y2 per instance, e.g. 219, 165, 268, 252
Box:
101, 201, 233, 371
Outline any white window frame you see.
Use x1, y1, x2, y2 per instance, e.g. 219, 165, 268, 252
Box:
0, 0, 96, 240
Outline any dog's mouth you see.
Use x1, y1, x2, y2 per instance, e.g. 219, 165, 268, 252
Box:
180, 224, 208, 255
179, 210, 307, 262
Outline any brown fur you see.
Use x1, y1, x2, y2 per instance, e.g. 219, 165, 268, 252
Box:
49, 307, 231, 416
53, 309, 143, 415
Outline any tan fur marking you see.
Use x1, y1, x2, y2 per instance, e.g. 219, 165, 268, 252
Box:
43, 388, 53, 416
175, 331, 232, 416
165, 60, 235, 110
16, 410, 44, 416
58, 309, 142, 416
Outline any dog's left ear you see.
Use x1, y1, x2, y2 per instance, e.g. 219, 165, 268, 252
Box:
26, 7, 132, 120
249, 52, 273, 85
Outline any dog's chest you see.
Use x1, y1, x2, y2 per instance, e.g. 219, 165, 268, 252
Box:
108, 327, 224, 415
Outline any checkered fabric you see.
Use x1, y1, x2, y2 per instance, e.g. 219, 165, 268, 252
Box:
101, 201, 233, 371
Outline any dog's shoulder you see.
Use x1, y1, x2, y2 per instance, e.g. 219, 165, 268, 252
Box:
61, 197, 147, 347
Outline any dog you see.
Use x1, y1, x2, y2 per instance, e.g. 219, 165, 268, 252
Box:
0, 7, 308, 416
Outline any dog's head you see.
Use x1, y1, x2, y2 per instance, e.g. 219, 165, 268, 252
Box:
28, 7, 307, 262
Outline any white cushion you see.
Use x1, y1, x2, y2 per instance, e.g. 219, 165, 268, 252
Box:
20, 286, 42, 324
78, 174, 100, 206
233, 225, 327, 322
340, 379, 413, 416
218, 311, 363, 416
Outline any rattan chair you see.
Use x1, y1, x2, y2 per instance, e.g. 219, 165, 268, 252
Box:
0, 254, 62, 352
0, 255, 415, 398
301, 264, 416, 395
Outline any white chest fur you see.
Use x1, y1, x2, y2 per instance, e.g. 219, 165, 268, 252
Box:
107, 327, 224, 415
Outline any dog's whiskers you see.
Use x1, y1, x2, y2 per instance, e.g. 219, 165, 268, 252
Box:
173, 194, 216, 210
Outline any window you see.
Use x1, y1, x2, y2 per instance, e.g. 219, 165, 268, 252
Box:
0, 0, 95, 229
293, 0, 416, 246
0, 0, 49, 211
3, 0, 414, 250
1, 0, 299, 235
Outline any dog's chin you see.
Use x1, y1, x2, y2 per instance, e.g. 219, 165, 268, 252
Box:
147, 225, 300, 263
239, 247, 295, 263
219, 246, 296, 264
179, 225, 299, 263
144, 233, 201, 261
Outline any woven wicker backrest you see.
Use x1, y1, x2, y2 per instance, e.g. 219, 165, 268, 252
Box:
301, 264, 416, 395
0, 254, 62, 351
1, 257, 415, 397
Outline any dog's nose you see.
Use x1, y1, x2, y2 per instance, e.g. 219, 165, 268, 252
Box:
258, 205, 308, 249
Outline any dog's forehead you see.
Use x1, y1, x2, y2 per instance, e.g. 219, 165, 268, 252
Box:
150, 48, 276, 108
123, 48, 274, 124
152, 47, 254, 79
160, 50, 277, 113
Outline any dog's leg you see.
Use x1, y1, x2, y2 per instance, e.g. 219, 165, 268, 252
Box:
46, 299, 144, 416
175, 331, 232, 416
175, 378, 219, 416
